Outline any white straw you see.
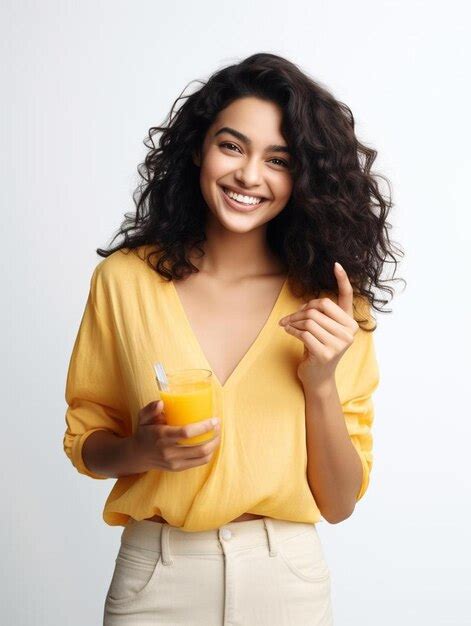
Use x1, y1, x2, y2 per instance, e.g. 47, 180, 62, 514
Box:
153, 361, 169, 392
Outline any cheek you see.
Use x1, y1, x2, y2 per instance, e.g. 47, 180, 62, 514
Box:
200, 147, 230, 179
278, 176, 294, 200
198, 163, 221, 202
267, 171, 293, 202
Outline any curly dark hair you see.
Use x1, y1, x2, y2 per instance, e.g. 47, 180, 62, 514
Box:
97, 52, 405, 331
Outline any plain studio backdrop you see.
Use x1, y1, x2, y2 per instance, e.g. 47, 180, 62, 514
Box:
1, 1, 469, 624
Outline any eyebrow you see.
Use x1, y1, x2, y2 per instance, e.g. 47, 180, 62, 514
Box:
214, 126, 291, 155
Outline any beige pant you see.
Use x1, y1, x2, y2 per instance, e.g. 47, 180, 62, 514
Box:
103, 517, 334, 625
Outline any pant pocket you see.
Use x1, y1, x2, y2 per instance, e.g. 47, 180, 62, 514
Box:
105, 541, 164, 607
277, 528, 330, 582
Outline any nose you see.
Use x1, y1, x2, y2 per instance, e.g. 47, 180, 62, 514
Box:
234, 158, 263, 188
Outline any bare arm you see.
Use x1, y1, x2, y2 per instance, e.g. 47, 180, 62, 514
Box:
304, 380, 363, 524
81, 400, 221, 479
279, 264, 374, 524
82, 431, 149, 478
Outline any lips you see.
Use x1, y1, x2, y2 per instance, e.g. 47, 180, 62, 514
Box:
223, 185, 267, 201
219, 186, 267, 212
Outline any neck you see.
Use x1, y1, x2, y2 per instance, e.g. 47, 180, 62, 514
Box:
188, 221, 285, 281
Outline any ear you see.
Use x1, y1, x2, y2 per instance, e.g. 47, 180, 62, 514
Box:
192, 149, 201, 167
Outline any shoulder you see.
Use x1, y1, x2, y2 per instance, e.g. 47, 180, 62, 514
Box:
91, 245, 165, 291
352, 294, 376, 331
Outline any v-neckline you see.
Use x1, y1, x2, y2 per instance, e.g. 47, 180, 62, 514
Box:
168, 276, 289, 393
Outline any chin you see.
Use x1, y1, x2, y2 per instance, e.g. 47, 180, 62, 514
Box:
217, 214, 261, 233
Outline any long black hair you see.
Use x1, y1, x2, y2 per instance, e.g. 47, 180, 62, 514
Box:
97, 52, 405, 331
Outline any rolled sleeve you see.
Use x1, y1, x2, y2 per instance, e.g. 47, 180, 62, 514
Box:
63, 265, 130, 479
339, 300, 380, 501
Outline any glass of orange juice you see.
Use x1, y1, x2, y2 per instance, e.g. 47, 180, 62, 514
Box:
156, 368, 216, 446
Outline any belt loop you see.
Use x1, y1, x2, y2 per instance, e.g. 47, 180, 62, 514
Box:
263, 517, 278, 557
160, 524, 174, 566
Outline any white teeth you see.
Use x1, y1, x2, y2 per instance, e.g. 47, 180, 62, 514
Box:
224, 188, 263, 205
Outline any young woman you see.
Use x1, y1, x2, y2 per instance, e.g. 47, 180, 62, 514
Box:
63, 52, 402, 625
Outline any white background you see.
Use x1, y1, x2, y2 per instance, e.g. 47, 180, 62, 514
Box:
1, 1, 470, 624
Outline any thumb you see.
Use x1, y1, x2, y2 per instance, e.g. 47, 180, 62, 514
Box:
153, 401, 167, 424
139, 400, 165, 425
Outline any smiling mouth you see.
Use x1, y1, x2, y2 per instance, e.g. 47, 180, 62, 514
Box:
220, 186, 268, 209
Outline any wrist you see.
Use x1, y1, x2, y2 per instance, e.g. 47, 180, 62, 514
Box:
127, 435, 153, 474
302, 377, 337, 401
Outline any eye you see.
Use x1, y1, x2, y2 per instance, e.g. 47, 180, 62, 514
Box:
269, 158, 289, 168
219, 143, 289, 167
220, 142, 241, 153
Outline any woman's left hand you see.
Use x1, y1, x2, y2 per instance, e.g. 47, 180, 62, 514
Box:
278, 262, 359, 390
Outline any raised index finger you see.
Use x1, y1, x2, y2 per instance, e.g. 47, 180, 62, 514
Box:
334, 262, 354, 317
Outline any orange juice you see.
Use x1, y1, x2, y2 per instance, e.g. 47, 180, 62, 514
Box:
158, 369, 215, 446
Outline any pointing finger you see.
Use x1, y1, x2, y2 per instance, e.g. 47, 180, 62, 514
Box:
334, 262, 354, 317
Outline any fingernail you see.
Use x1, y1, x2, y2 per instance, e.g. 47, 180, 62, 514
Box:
335, 262, 344, 271
279, 318, 287, 326
211, 418, 220, 426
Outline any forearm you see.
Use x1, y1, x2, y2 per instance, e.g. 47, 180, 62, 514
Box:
82, 430, 149, 478
303, 379, 363, 523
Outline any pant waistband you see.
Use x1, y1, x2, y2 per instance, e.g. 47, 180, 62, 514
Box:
121, 517, 317, 566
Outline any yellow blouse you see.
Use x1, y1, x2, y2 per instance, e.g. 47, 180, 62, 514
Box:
63, 246, 380, 531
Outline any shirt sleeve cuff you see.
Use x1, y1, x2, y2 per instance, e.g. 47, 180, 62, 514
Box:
351, 438, 371, 501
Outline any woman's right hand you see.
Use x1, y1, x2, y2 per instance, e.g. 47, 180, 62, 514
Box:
131, 400, 221, 472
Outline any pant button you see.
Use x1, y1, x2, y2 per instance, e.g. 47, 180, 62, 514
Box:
221, 528, 232, 540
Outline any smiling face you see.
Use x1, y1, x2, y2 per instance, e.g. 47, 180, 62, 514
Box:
193, 96, 294, 234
